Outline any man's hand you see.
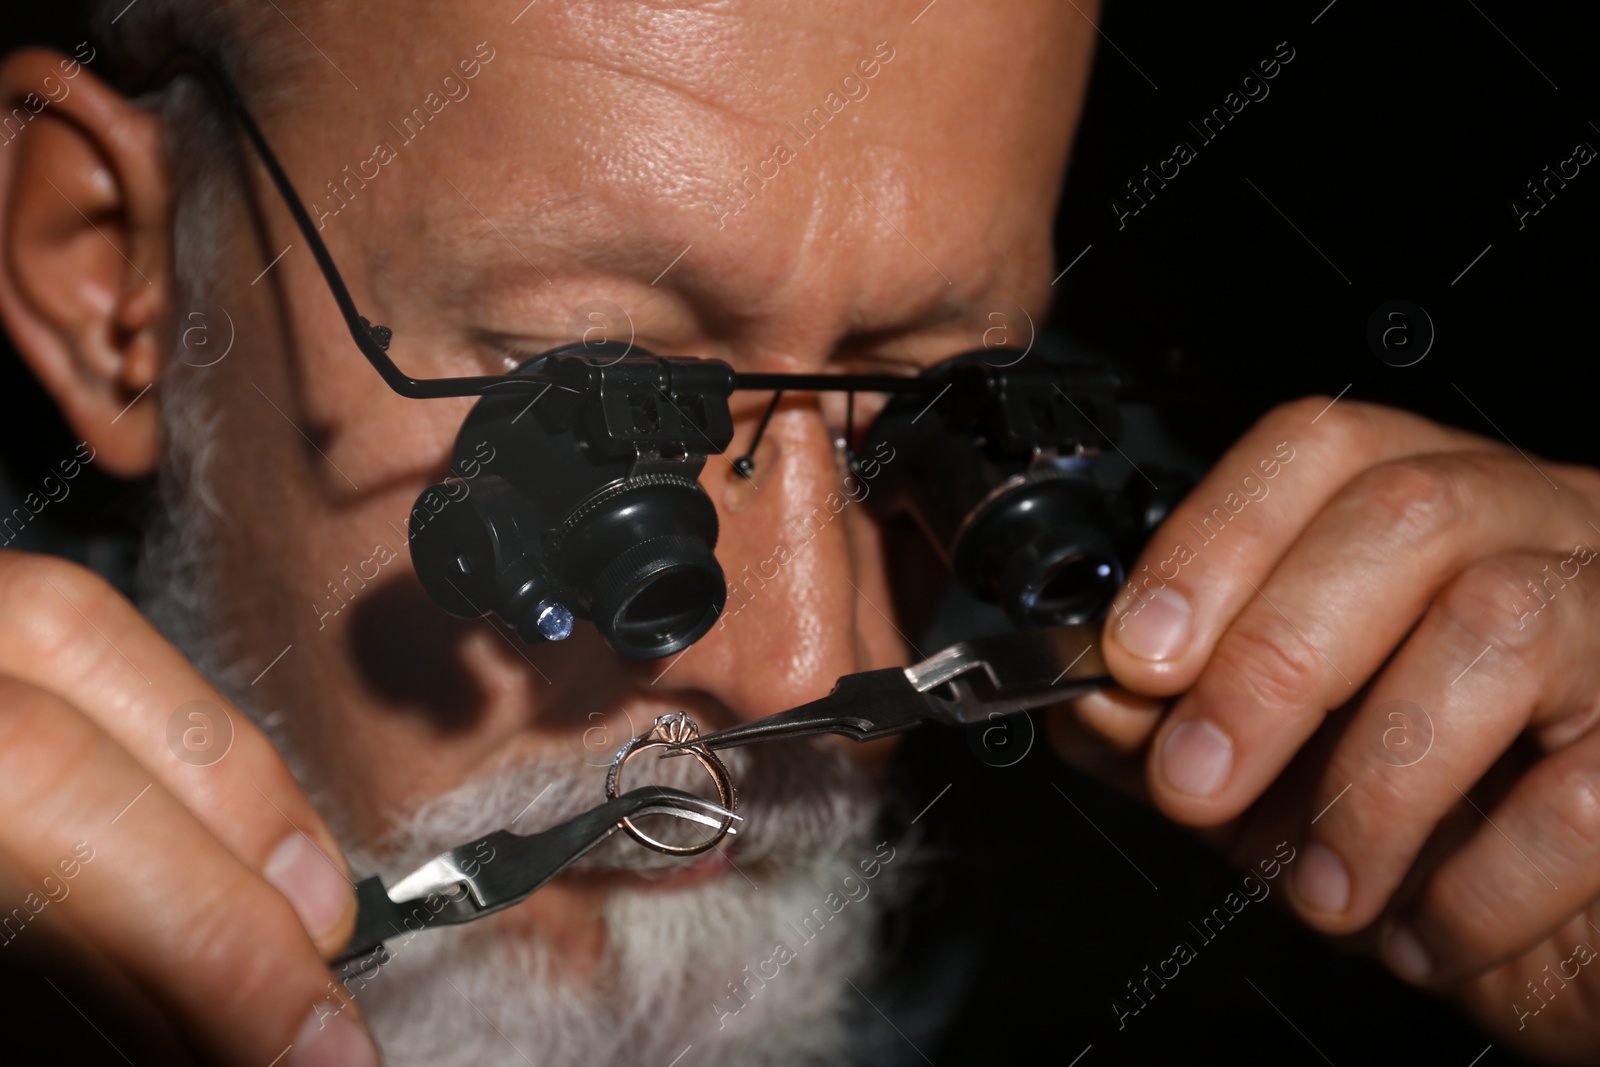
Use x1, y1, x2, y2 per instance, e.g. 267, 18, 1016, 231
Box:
0, 552, 379, 1065
1050, 397, 1600, 1061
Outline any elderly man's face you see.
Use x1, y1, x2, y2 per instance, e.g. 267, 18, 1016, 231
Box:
204, 0, 1085, 912
4, 0, 1093, 1060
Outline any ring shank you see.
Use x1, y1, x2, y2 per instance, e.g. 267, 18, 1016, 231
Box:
606, 737, 736, 855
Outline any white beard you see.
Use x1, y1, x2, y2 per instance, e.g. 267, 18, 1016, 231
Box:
354, 839, 900, 1067
136, 367, 913, 1067
337, 742, 908, 1067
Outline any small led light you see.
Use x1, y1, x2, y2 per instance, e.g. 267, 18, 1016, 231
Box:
536, 602, 574, 642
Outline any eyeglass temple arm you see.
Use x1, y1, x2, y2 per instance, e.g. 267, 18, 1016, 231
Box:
145, 54, 562, 399
144, 54, 940, 401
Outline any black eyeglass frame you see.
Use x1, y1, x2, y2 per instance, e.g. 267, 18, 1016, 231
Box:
136, 54, 1153, 658
144, 54, 948, 407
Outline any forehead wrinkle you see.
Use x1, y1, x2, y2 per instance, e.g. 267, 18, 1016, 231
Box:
313, 0, 1062, 351
532, 0, 908, 135
422, 145, 1013, 352
535, 2, 761, 113
539, 50, 778, 153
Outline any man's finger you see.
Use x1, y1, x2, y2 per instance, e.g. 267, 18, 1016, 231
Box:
0, 552, 355, 955
1286, 550, 1600, 939
1383, 720, 1600, 985
1062, 688, 1163, 753
1101, 397, 1498, 695
0, 676, 378, 1066
1144, 452, 1585, 825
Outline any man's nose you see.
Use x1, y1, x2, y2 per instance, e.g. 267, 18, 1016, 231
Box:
644, 400, 907, 723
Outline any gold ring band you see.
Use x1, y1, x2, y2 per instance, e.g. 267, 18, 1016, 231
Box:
605, 713, 736, 856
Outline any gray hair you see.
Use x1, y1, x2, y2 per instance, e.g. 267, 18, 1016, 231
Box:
93, 0, 309, 769
88, 9, 911, 1063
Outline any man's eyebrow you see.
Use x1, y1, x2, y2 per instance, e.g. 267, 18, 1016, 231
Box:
429, 196, 1008, 339
439, 194, 596, 275
443, 201, 720, 294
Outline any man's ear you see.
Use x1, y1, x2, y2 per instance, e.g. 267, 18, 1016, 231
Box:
0, 48, 171, 477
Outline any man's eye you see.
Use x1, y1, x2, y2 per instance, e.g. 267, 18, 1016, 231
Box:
495, 337, 661, 369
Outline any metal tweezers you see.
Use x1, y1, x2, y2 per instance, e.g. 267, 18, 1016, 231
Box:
670, 623, 1113, 753
334, 787, 739, 975
333, 625, 1107, 974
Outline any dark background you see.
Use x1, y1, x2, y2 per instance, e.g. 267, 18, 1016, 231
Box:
1051, 0, 1598, 470
919, 2, 1595, 1065
2, 1, 1596, 1064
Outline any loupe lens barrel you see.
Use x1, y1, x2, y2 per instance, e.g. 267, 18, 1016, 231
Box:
553, 480, 726, 660
410, 344, 732, 660
860, 348, 1129, 629
964, 479, 1124, 626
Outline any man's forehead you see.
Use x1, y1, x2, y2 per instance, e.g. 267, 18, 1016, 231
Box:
260, 0, 1074, 331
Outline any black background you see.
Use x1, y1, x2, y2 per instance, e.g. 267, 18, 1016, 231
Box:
2, 1, 1596, 1064
1053, 0, 1598, 469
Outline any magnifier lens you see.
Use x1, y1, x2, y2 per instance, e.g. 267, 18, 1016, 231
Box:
589, 535, 725, 659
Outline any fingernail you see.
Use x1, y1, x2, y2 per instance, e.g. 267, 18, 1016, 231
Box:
1293, 843, 1350, 913
1385, 925, 1432, 983
292, 1005, 379, 1067
266, 832, 350, 940
1159, 719, 1233, 797
1113, 586, 1192, 661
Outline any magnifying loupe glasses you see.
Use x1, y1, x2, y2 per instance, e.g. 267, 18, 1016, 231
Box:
144, 54, 1176, 659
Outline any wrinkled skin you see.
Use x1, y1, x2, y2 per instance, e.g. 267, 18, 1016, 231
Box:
0, 2, 1089, 1060
1059, 399, 1600, 1063
3, 0, 1600, 1062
